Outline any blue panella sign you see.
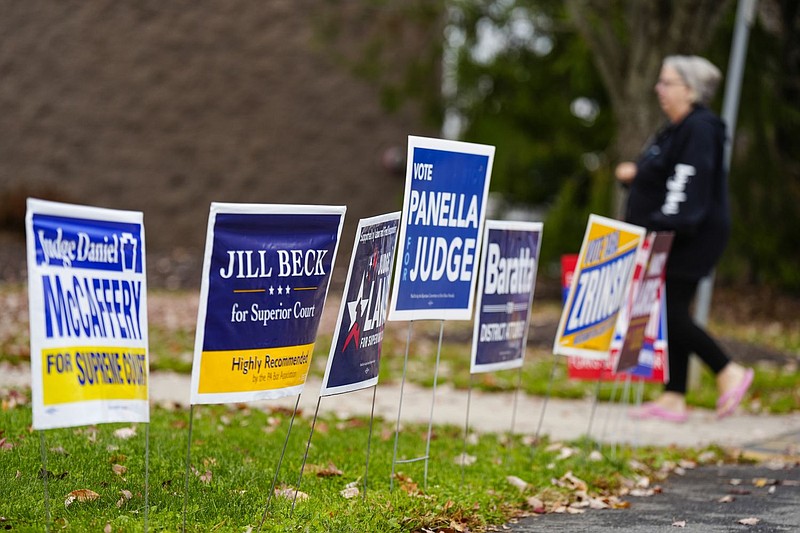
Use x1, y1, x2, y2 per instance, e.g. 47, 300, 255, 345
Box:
390, 136, 494, 321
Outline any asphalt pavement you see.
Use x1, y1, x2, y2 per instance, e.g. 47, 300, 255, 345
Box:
507, 462, 800, 532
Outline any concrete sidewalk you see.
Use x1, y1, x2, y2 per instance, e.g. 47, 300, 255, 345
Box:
3, 363, 799, 454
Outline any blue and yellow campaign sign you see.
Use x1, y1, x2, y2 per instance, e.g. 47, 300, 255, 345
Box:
26, 199, 149, 430
320, 212, 400, 396
470, 221, 542, 374
190, 203, 345, 405
553, 215, 645, 359
389, 136, 494, 321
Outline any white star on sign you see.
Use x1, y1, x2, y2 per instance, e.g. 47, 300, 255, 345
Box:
346, 273, 366, 328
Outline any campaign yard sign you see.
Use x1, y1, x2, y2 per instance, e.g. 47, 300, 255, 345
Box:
389, 136, 495, 321
615, 232, 673, 373
554, 214, 645, 359
563, 231, 669, 382
567, 295, 668, 382
626, 294, 669, 383
190, 203, 345, 405
320, 212, 401, 396
470, 221, 542, 374
26, 199, 149, 430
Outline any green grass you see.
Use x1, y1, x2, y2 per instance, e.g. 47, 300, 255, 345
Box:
0, 281, 778, 530
0, 397, 733, 532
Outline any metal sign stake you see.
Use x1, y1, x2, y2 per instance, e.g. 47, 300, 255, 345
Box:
390, 321, 414, 491
258, 394, 302, 530
39, 431, 51, 533
181, 405, 195, 533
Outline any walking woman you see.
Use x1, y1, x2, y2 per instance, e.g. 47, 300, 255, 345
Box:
616, 55, 753, 422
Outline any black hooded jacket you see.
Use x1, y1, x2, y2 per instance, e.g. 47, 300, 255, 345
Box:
624, 105, 730, 281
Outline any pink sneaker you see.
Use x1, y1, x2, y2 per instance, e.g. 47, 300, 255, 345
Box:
629, 402, 689, 423
716, 368, 754, 419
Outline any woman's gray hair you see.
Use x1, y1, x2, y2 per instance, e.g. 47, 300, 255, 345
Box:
664, 55, 723, 105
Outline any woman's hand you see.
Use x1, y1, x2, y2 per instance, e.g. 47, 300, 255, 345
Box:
615, 162, 637, 184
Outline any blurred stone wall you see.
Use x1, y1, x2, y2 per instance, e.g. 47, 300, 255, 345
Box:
0, 1, 433, 288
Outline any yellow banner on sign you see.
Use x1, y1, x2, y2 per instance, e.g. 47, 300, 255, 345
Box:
197, 343, 314, 394
41, 347, 149, 405
553, 215, 645, 359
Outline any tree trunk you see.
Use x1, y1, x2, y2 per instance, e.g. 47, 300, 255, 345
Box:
565, 0, 735, 215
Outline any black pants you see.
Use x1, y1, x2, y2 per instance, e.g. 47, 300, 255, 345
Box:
664, 278, 730, 394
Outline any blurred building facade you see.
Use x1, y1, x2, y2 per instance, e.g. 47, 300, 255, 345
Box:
0, 1, 435, 288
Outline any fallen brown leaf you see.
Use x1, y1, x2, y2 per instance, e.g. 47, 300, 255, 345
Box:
1, 390, 28, 410
698, 451, 718, 463
556, 471, 588, 492
65, 489, 100, 508
556, 447, 576, 460
449, 519, 466, 531
108, 452, 127, 464
340, 486, 359, 499
588, 497, 610, 510
506, 475, 529, 491
274, 486, 308, 501
113, 427, 136, 440
307, 462, 343, 477
588, 450, 603, 462
116, 489, 133, 508
394, 473, 420, 495
269, 406, 302, 417
111, 464, 127, 476
545, 442, 564, 453
526, 496, 545, 513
